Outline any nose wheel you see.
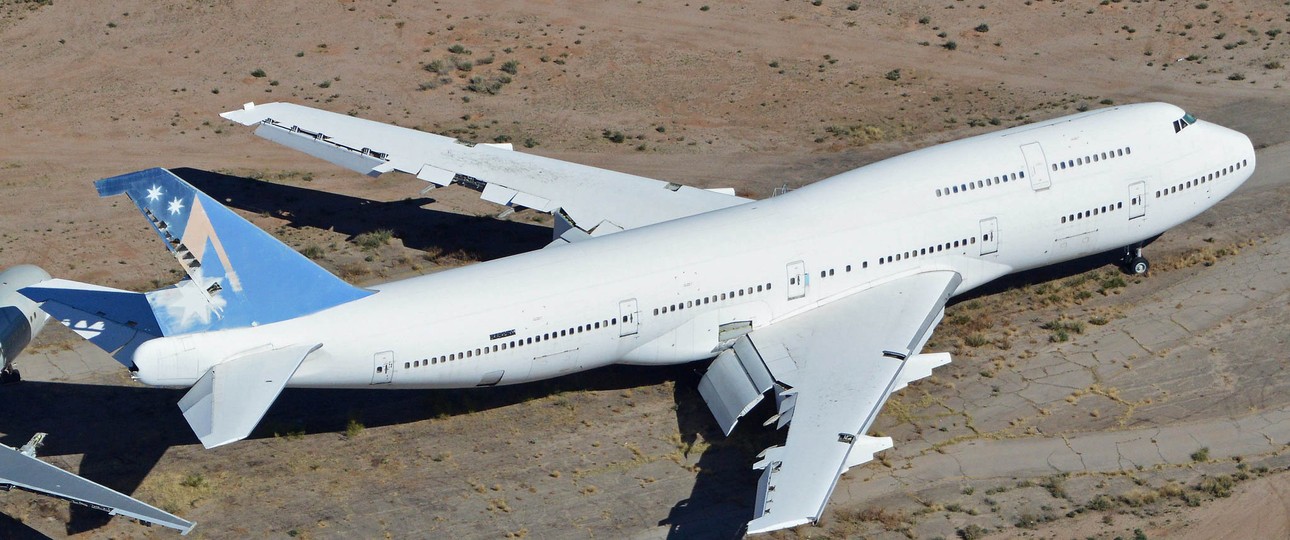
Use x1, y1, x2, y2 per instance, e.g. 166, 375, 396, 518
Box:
1120, 245, 1149, 276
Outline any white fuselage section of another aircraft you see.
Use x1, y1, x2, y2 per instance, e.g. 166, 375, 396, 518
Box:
130, 103, 1255, 390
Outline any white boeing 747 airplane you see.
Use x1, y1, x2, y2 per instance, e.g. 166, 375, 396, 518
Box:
20, 102, 1253, 533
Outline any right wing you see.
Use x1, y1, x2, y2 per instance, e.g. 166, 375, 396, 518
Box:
0, 434, 195, 534
698, 269, 960, 533
221, 102, 751, 243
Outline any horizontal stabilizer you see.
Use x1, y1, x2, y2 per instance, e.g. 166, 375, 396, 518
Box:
96, 168, 373, 335
0, 437, 195, 534
178, 343, 319, 448
20, 279, 161, 367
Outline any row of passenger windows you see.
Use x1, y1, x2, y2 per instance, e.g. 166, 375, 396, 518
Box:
1054, 146, 1131, 172
653, 283, 773, 316
404, 315, 622, 370
878, 234, 980, 265
1060, 201, 1124, 224
935, 169, 1026, 197
1154, 159, 1247, 198
807, 232, 988, 279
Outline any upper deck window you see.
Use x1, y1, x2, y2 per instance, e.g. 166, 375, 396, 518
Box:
1173, 112, 1197, 133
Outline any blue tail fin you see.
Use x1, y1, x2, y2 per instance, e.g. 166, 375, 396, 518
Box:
95, 168, 372, 335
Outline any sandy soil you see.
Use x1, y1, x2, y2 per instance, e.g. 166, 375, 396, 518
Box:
0, 1, 1288, 539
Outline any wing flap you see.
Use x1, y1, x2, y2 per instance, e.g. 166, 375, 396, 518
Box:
697, 348, 769, 436
178, 343, 319, 448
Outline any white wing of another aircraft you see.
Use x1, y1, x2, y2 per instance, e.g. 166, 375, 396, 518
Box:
700, 269, 960, 532
0, 435, 196, 535
221, 102, 750, 243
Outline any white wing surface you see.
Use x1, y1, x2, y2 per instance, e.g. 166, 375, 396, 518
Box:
698, 270, 960, 533
0, 434, 195, 534
221, 103, 750, 240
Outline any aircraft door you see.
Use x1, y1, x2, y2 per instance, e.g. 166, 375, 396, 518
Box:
1020, 142, 1051, 191
979, 217, 999, 255
371, 350, 394, 384
1128, 181, 1146, 220
619, 299, 639, 337
786, 261, 806, 300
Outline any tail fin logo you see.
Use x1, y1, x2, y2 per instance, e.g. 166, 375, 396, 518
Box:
133, 182, 241, 331
96, 168, 372, 336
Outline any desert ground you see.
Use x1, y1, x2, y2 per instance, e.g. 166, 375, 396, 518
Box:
1, 1, 1288, 538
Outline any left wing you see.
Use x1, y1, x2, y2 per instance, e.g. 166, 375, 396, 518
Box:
221, 102, 750, 243
698, 269, 960, 533
0, 433, 196, 534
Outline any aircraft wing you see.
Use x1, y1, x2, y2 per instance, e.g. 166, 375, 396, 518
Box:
0, 434, 195, 534
221, 102, 751, 242
697, 270, 960, 533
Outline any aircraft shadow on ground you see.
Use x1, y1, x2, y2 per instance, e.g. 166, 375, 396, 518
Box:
0, 362, 738, 536
172, 168, 552, 261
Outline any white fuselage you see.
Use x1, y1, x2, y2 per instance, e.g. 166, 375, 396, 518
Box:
131, 103, 1255, 389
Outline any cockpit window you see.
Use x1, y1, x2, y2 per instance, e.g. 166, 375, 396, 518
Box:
1173, 113, 1197, 133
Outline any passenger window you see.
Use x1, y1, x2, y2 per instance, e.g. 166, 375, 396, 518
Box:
738, 289, 744, 296
845, 265, 851, 272
936, 188, 942, 197
757, 284, 764, 292
862, 261, 868, 268
405, 362, 411, 369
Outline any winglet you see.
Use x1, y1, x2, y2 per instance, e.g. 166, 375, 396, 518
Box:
179, 343, 319, 448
